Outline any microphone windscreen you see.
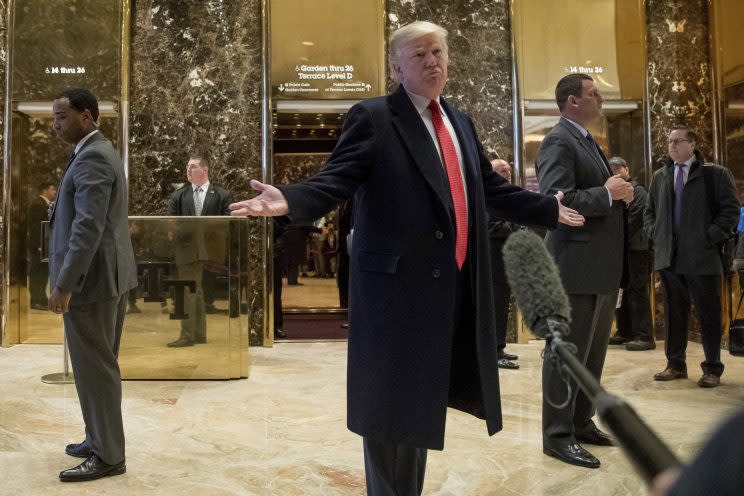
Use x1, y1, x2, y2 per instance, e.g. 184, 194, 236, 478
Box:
502, 229, 571, 331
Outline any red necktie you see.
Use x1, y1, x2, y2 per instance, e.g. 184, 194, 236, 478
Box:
428, 100, 467, 269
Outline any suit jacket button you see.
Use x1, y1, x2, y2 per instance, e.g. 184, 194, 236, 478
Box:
432, 269, 441, 278
435, 230, 444, 239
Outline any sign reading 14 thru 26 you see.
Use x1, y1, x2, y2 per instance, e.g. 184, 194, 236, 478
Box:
276, 63, 373, 97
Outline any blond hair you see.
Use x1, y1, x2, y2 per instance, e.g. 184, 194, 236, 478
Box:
388, 21, 449, 82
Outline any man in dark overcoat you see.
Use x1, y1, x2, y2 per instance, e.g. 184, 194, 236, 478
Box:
230, 21, 584, 495
644, 126, 739, 388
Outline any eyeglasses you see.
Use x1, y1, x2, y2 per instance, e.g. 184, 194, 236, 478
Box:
667, 139, 690, 145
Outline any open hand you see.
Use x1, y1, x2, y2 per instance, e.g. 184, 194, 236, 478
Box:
555, 191, 585, 226
229, 180, 289, 217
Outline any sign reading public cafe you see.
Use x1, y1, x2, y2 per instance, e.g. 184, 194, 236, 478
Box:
270, 0, 385, 100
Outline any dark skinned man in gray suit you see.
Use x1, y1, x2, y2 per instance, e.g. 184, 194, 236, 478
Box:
49, 88, 137, 482
536, 73, 633, 469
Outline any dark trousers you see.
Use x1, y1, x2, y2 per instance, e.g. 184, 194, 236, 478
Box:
28, 255, 49, 306
273, 255, 285, 331
615, 250, 653, 341
64, 292, 128, 465
659, 270, 724, 376
363, 438, 427, 496
489, 237, 511, 353
363, 257, 473, 496
543, 291, 616, 445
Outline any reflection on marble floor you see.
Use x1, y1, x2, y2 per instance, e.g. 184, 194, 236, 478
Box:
1, 340, 743, 495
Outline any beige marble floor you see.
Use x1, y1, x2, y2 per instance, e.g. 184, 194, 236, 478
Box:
1, 340, 743, 495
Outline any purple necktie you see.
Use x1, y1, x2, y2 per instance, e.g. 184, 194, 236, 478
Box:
674, 163, 685, 230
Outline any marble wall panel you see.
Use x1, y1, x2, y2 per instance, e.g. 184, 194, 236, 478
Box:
646, 0, 713, 163
129, 0, 265, 345
646, 0, 712, 341
386, 0, 514, 161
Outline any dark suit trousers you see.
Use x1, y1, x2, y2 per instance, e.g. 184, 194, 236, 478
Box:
63, 292, 128, 465
659, 270, 724, 376
489, 237, 511, 353
177, 261, 207, 342
615, 250, 653, 341
543, 292, 616, 445
363, 257, 473, 496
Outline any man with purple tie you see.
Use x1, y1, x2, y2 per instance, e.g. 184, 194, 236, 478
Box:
644, 126, 739, 388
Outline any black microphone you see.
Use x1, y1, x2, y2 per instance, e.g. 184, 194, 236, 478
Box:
502, 229, 571, 337
502, 229, 680, 485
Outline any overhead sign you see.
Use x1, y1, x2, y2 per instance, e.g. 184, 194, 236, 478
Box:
270, 0, 385, 100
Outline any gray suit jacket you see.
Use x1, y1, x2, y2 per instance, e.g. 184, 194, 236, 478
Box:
536, 117, 626, 294
644, 150, 739, 275
49, 132, 137, 305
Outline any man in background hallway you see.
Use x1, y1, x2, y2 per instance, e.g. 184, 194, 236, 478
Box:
607, 156, 655, 351
49, 88, 137, 481
536, 73, 632, 469
28, 181, 56, 310
487, 158, 520, 370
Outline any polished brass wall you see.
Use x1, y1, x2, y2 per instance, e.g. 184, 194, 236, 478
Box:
120, 217, 250, 379
2, 0, 129, 347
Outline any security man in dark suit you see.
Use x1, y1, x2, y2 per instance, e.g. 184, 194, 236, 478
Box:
644, 126, 739, 388
50, 88, 137, 481
167, 156, 230, 347
230, 21, 585, 496
536, 73, 633, 469
27, 181, 56, 310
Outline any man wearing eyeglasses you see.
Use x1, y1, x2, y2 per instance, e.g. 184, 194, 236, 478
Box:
644, 126, 739, 388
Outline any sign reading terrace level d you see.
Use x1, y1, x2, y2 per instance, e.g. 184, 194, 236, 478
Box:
276, 64, 374, 96
270, 0, 385, 100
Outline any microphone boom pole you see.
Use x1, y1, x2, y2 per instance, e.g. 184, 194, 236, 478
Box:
544, 321, 680, 484
503, 230, 681, 485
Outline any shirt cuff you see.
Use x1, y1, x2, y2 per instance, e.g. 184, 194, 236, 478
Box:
605, 186, 612, 206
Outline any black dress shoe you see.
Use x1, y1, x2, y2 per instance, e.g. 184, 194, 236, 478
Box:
274, 328, 287, 339
167, 337, 195, 347
65, 440, 91, 458
575, 426, 614, 446
31, 303, 49, 311
625, 339, 656, 351
543, 442, 600, 468
499, 352, 519, 361
59, 454, 126, 482
608, 335, 631, 345
497, 358, 520, 369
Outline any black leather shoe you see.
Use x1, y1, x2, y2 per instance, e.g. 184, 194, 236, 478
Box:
543, 442, 600, 468
499, 352, 519, 361
497, 358, 520, 369
608, 335, 631, 345
625, 339, 656, 351
274, 328, 287, 339
167, 337, 195, 347
126, 304, 141, 314
575, 426, 614, 446
65, 440, 91, 458
31, 303, 49, 311
59, 454, 126, 482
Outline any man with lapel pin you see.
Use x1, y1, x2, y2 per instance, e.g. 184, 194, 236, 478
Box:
167, 156, 230, 347
229, 21, 585, 495
49, 88, 137, 482
536, 73, 633, 469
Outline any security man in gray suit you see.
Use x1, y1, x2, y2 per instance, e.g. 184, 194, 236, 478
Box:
536, 73, 633, 469
49, 88, 137, 482
645, 126, 739, 388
